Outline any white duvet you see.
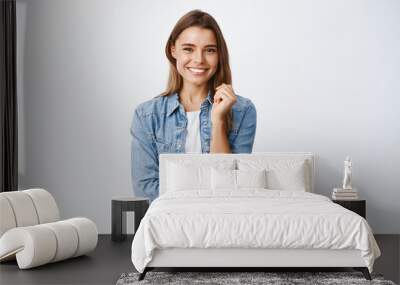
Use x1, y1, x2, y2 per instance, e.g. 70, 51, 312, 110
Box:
131, 190, 380, 273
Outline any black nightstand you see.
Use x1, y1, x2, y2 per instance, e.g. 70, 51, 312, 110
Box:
111, 196, 149, 242
332, 199, 366, 219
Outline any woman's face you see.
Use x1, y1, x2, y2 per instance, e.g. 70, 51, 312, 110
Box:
171, 26, 219, 88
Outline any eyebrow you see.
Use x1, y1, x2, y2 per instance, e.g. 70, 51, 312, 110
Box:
181, 43, 217, 48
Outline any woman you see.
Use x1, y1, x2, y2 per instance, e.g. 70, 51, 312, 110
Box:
131, 10, 257, 202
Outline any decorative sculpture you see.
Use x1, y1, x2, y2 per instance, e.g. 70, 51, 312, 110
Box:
342, 156, 353, 190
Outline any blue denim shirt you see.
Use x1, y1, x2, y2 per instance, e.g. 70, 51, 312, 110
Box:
130, 90, 257, 202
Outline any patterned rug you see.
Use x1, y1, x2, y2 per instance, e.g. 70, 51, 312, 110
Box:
116, 271, 396, 285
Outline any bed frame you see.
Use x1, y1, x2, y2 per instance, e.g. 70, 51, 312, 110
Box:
138, 153, 372, 280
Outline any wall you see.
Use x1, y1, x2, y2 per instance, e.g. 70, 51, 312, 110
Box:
17, 0, 400, 233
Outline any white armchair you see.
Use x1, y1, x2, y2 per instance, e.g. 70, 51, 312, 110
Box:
0, 188, 98, 269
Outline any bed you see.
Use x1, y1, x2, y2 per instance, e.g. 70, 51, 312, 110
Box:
131, 153, 381, 281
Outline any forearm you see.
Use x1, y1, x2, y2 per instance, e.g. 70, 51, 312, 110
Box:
210, 119, 231, 153
133, 178, 159, 202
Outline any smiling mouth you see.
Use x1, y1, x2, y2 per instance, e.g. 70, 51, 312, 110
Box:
186, 67, 208, 75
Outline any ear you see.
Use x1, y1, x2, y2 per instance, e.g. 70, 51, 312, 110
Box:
171, 45, 176, 59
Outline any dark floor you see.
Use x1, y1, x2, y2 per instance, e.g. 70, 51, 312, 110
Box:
0, 234, 398, 285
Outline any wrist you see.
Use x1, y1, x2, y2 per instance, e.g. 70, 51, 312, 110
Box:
211, 112, 226, 122
211, 117, 226, 126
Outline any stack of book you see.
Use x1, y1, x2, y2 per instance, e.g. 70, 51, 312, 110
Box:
332, 188, 359, 200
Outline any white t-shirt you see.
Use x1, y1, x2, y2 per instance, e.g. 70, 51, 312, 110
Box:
185, 110, 202, 153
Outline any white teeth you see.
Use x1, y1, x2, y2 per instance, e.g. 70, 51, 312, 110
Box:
188, 68, 207, 74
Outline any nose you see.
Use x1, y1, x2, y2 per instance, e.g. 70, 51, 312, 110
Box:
193, 50, 204, 63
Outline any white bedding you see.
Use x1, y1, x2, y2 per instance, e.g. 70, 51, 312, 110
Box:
131, 190, 380, 273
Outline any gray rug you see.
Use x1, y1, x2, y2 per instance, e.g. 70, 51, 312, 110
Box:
116, 271, 396, 285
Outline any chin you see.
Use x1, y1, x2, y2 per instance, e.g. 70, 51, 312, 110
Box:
184, 78, 209, 87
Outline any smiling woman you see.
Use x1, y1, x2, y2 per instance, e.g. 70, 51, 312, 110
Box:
130, 10, 257, 202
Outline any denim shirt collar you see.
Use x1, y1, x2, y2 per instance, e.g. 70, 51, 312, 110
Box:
167, 89, 213, 117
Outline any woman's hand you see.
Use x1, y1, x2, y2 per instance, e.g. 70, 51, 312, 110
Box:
211, 83, 237, 123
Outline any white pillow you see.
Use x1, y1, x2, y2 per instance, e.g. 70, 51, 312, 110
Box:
211, 168, 267, 190
237, 169, 267, 188
211, 168, 236, 190
168, 162, 208, 191
166, 160, 235, 192
237, 159, 309, 191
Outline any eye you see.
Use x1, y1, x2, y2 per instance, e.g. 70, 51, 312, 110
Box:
183, 47, 193, 53
206, 48, 217, 53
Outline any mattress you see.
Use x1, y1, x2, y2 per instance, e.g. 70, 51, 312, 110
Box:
131, 189, 381, 273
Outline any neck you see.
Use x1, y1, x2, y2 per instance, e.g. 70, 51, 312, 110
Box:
179, 83, 209, 105
180, 84, 208, 104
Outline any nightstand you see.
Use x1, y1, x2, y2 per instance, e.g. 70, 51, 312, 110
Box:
332, 199, 366, 219
111, 196, 149, 242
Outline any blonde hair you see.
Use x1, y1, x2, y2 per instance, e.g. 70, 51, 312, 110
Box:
161, 10, 233, 131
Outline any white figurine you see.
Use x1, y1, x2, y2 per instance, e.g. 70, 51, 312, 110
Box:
342, 156, 353, 190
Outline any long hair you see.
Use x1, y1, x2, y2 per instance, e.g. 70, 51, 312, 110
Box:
161, 10, 233, 131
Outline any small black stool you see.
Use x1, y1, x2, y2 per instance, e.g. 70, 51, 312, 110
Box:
111, 196, 149, 242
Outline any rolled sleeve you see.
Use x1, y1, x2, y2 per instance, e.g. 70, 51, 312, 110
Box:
130, 108, 159, 202
231, 101, 257, 154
